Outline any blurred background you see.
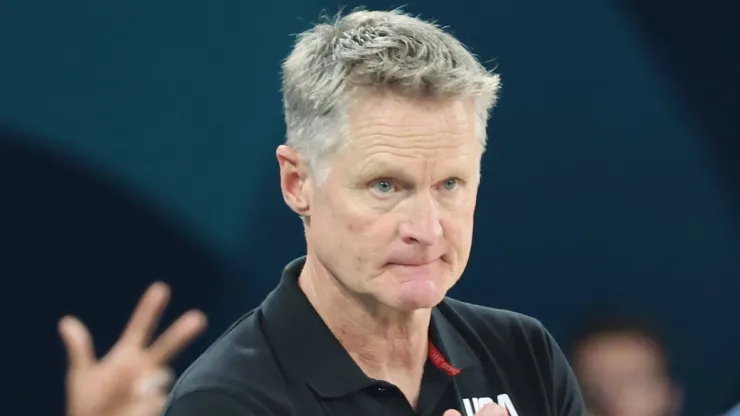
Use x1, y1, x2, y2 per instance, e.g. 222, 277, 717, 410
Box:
1, 0, 738, 415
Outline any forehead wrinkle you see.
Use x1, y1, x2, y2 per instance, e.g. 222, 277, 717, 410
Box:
354, 147, 477, 181
348, 107, 476, 143
348, 132, 474, 158
355, 150, 422, 177
350, 114, 473, 140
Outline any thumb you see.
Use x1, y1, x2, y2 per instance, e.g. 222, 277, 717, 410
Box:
443, 411, 462, 416
58, 315, 96, 371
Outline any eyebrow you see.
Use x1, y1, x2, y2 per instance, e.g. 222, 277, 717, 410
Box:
356, 156, 419, 177
354, 149, 480, 180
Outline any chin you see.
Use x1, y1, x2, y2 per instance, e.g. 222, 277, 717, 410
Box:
373, 261, 454, 311
389, 278, 448, 311
391, 296, 445, 312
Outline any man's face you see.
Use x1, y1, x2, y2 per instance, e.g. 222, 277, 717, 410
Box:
574, 334, 679, 416
305, 94, 482, 312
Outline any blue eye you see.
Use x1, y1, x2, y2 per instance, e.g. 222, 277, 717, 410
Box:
442, 178, 459, 191
371, 180, 395, 194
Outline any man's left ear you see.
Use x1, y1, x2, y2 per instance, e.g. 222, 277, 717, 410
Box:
276, 145, 312, 218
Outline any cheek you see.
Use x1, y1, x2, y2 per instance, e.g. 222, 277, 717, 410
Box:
443, 207, 475, 243
329, 197, 389, 247
357, 216, 400, 247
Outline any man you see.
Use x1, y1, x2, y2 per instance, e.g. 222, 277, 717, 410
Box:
165, 9, 584, 416
60, 283, 207, 416
569, 314, 682, 416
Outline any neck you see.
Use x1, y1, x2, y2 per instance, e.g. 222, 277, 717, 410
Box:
298, 254, 431, 383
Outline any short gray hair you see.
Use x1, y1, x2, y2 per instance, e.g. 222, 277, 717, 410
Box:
282, 9, 501, 178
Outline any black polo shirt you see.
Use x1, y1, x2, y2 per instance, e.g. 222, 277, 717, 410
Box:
164, 258, 585, 416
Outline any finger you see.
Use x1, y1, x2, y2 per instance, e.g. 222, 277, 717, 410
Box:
443, 411, 462, 416
148, 309, 207, 364
133, 368, 175, 397
58, 316, 96, 371
121, 282, 171, 346
476, 403, 508, 416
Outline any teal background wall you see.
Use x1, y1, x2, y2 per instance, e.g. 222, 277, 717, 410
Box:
2, 0, 738, 414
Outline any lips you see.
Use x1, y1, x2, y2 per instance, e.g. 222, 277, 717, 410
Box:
387, 256, 442, 267
387, 250, 448, 267
390, 260, 435, 267
386, 248, 449, 267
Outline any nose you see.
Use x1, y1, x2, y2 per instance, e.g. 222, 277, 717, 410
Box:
399, 193, 443, 246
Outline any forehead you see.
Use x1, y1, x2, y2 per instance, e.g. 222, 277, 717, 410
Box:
576, 334, 665, 374
343, 93, 481, 156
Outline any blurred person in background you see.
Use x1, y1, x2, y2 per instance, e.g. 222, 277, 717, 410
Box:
570, 314, 682, 416
60, 283, 206, 416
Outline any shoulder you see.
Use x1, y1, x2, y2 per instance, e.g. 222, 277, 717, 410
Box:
164, 309, 292, 415
438, 297, 551, 346
438, 298, 585, 416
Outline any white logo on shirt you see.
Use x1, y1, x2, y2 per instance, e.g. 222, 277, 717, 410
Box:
462, 394, 519, 416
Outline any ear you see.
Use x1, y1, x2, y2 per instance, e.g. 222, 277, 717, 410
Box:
276, 145, 311, 217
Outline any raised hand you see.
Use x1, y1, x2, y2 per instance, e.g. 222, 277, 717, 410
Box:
444, 403, 509, 416
59, 282, 207, 416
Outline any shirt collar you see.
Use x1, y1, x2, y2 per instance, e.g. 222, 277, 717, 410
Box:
261, 256, 479, 398
429, 304, 481, 373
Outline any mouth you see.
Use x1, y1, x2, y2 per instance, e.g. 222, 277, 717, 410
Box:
387, 258, 441, 268
390, 261, 432, 267
385, 261, 442, 284
389, 252, 449, 267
